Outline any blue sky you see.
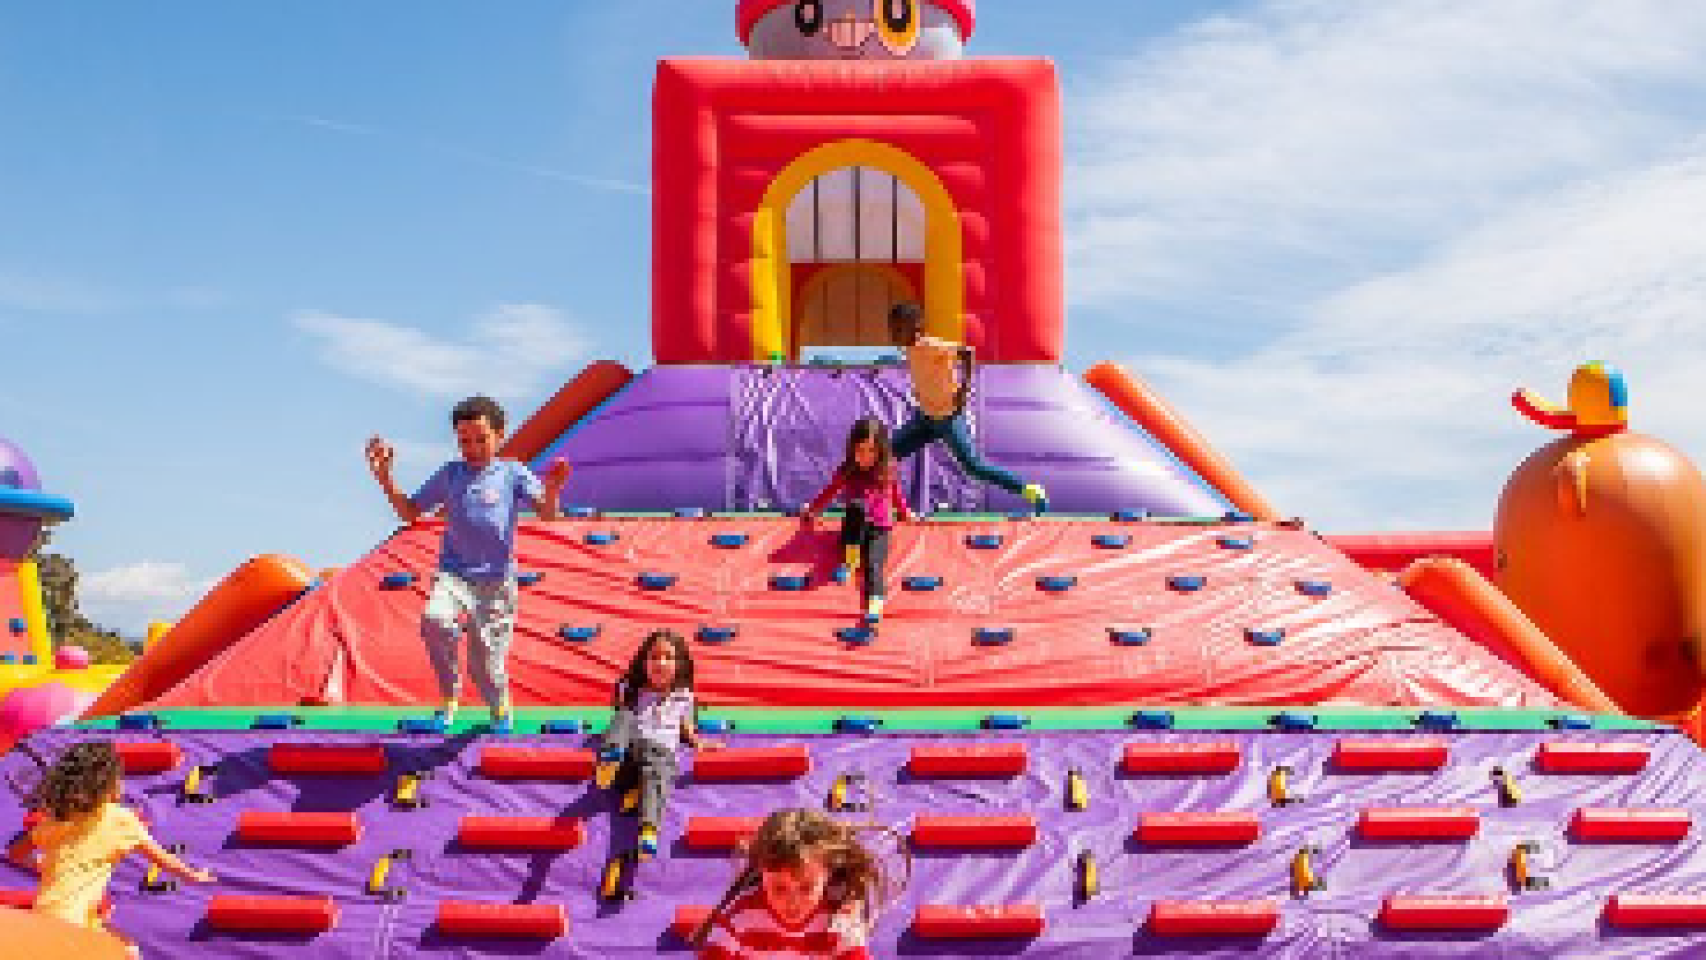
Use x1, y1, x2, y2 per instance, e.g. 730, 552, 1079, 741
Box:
4, 1, 1706, 635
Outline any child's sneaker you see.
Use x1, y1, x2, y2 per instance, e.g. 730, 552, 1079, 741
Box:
1022, 484, 1050, 514
595, 747, 624, 788
637, 824, 659, 860
620, 787, 640, 815
862, 596, 884, 626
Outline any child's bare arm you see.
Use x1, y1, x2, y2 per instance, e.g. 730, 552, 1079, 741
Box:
7, 832, 38, 874
138, 836, 215, 883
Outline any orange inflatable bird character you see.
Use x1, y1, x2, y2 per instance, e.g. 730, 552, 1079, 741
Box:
1496, 364, 1706, 724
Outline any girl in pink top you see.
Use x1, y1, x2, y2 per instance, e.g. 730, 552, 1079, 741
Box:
803, 418, 915, 625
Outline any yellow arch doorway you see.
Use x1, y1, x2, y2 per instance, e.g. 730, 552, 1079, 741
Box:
749, 139, 963, 364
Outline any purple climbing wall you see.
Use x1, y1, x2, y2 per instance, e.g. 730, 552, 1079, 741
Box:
5, 727, 1705, 958
528, 366, 1227, 517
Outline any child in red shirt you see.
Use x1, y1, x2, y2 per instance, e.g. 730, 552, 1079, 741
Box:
803, 418, 915, 625
693, 809, 894, 959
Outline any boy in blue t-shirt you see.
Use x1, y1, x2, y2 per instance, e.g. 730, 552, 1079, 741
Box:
366, 395, 568, 733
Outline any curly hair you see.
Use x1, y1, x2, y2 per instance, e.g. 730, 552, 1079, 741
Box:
693, 808, 903, 946
451, 395, 506, 435
27, 741, 121, 822
615, 629, 695, 710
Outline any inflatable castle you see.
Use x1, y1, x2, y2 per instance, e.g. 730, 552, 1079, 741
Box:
6, 2, 1706, 956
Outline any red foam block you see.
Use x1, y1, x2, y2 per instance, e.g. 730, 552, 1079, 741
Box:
672, 905, 713, 941
236, 811, 361, 848
1121, 742, 1240, 775
435, 902, 567, 939
1379, 895, 1508, 932
685, 816, 762, 851
913, 905, 1045, 939
1147, 900, 1280, 937
1605, 894, 1706, 929
1571, 808, 1691, 843
477, 747, 595, 780
912, 815, 1037, 849
1357, 807, 1479, 842
0, 888, 112, 915
116, 741, 182, 775
1332, 738, 1448, 771
692, 746, 811, 781
206, 895, 339, 934
268, 743, 388, 775
458, 816, 585, 851
908, 744, 1028, 778
1136, 812, 1261, 848
1536, 742, 1650, 774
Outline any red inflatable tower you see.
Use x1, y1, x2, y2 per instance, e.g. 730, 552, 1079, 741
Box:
652, 16, 1063, 366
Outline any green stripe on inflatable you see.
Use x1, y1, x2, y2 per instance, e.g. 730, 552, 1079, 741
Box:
73, 705, 1659, 734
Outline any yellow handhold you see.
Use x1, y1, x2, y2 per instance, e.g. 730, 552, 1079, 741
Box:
1268, 765, 1293, 806
829, 775, 849, 813
1077, 850, 1098, 900
181, 765, 206, 803
1492, 766, 1522, 806
1509, 842, 1546, 891
1066, 768, 1089, 811
393, 772, 425, 808
367, 855, 393, 895
600, 854, 629, 901
1290, 846, 1322, 897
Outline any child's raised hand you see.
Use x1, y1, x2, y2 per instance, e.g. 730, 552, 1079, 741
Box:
365, 437, 395, 480
544, 459, 572, 490
185, 867, 216, 884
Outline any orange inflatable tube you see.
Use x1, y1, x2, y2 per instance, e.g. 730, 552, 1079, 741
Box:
83, 554, 314, 719
0, 906, 130, 959
499, 361, 634, 463
1398, 557, 1618, 714
1084, 363, 1278, 521
1327, 532, 1496, 579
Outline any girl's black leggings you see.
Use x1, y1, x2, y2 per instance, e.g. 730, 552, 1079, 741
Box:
839, 503, 892, 602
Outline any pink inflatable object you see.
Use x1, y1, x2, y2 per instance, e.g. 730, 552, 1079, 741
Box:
53, 646, 91, 671
0, 683, 92, 753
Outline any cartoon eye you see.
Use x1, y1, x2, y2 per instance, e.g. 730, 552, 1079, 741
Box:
795, 0, 824, 36
873, 0, 920, 54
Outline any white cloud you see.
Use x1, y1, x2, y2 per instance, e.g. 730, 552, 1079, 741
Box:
1067, 0, 1706, 532
0, 271, 113, 314
1067, 0, 1706, 314
79, 561, 218, 637
1130, 150, 1706, 532
294, 303, 589, 400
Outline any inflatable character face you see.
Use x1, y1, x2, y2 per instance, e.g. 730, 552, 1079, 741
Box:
745, 0, 969, 60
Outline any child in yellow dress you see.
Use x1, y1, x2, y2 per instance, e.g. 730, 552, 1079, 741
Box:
8, 742, 215, 956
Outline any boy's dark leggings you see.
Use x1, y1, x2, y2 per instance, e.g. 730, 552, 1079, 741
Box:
839, 503, 892, 602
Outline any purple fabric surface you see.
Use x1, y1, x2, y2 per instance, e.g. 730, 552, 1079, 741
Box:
4, 727, 1706, 957
533, 366, 737, 513
530, 365, 1227, 517
730, 366, 980, 514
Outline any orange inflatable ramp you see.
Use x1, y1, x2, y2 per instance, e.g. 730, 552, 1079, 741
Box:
84, 554, 313, 719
